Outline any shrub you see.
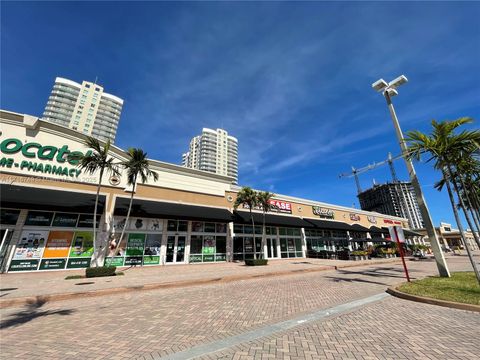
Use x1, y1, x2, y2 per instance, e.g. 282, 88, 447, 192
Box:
86, 266, 117, 278
245, 259, 268, 266
65, 275, 84, 280
350, 250, 367, 256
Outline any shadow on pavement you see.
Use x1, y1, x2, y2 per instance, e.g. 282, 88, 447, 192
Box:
0, 296, 75, 330
324, 276, 388, 286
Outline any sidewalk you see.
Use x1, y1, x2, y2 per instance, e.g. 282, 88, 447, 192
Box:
0, 257, 404, 308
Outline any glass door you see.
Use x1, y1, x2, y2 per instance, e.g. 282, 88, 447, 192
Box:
166, 235, 186, 263
266, 238, 278, 258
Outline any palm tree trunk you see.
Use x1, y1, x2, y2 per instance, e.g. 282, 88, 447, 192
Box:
443, 169, 480, 284
92, 167, 104, 267
459, 176, 480, 237
114, 176, 136, 259
449, 166, 480, 249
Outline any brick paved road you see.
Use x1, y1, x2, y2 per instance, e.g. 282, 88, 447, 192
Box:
1, 256, 478, 360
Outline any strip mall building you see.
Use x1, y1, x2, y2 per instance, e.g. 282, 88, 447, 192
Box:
0, 110, 421, 273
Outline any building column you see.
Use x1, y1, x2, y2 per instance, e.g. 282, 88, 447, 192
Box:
3, 209, 28, 273
227, 222, 234, 262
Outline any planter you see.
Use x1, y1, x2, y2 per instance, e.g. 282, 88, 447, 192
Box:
245, 259, 268, 266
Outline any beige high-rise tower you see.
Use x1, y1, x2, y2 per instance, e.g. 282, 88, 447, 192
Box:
182, 128, 238, 183
42, 77, 123, 143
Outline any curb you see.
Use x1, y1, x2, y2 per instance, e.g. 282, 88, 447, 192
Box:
0, 258, 401, 309
386, 284, 480, 313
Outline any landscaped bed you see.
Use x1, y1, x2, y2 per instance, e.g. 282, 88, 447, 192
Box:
398, 272, 480, 306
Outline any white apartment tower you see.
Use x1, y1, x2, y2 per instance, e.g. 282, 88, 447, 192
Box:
42, 77, 124, 143
182, 128, 238, 183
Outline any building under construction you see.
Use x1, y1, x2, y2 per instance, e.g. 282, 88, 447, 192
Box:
358, 181, 424, 230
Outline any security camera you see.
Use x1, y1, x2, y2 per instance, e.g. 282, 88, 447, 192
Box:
372, 79, 388, 92
389, 75, 408, 89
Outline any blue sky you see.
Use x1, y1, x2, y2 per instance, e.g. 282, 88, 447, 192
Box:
2, 2, 479, 227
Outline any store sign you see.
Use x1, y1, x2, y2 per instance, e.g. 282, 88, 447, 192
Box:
13, 231, 48, 260
143, 256, 160, 265
69, 232, 94, 257
312, 206, 335, 219
105, 257, 124, 267
242, 200, 292, 214
67, 258, 91, 269
9, 259, 39, 271
52, 213, 79, 227
349, 213, 361, 221
39, 258, 66, 270
1, 209, 20, 225
77, 214, 100, 228
367, 215, 377, 224
126, 233, 146, 256
384, 219, 402, 225
25, 211, 53, 226
124, 256, 143, 265
0, 138, 92, 178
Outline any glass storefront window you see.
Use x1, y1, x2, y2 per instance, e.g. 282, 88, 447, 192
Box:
204, 222, 216, 233
234, 224, 243, 233
192, 221, 204, 232
190, 235, 202, 254
178, 221, 188, 232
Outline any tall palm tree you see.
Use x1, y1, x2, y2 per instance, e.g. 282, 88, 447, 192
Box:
113, 148, 158, 257
257, 191, 275, 259
70, 137, 118, 267
234, 187, 259, 259
406, 117, 480, 283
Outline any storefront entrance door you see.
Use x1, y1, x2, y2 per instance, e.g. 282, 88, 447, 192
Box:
267, 238, 278, 259
166, 235, 186, 263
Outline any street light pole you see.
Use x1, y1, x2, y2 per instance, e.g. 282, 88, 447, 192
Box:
373, 76, 450, 277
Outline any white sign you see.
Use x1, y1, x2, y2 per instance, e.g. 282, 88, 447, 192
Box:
388, 226, 405, 243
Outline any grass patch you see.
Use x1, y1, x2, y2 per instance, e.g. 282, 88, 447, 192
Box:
65, 275, 84, 280
398, 272, 480, 305
116, 272, 124, 276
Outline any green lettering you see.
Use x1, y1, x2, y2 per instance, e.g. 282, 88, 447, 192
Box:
20, 160, 29, 169
36, 163, 44, 172
67, 151, 83, 165
61, 167, 69, 176
27, 162, 36, 171
44, 164, 52, 173
52, 165, 63, 175
56, 145, 70, 163
22, 142, 41, 158
0, 157, 14, 167
38, 146, 57, 160
68, 168, 77, 177
1, 138, 22, 154
75, 169, 81, 177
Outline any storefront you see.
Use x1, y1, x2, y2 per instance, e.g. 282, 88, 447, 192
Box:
0, 110, 411, 272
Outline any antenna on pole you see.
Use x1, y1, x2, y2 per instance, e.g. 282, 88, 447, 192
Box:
94, 76, 98, 85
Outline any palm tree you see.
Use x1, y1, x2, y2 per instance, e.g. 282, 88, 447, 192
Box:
70, 137, 118, 267
406, 117, 480, 283
234, 187, 259, 259
256, 191, 275, 259
113, 148, 158, 257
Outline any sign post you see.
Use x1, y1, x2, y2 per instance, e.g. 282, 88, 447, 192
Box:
389, 226, 410, 282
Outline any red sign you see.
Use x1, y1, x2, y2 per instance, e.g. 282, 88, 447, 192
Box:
384, 219, 402, 225
268, 200, 292, 213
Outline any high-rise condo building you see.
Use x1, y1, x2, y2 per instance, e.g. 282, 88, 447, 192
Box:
182, 128, 238, 183
42, 77, 124, 143
358, 181, 424, 229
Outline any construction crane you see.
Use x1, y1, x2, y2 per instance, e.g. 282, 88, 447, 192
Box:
338, 152, 404, 194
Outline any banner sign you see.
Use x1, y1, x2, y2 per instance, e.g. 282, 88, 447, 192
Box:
69, 231, 94, 257
202, 236, 216, 254
126, 233, 146, 256
105, 257, 124, 267
43, 231, 74, 258
312, 206, 335, 219
14, 231, 48, 259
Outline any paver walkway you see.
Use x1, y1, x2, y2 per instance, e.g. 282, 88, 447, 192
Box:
0, 255, 478, 360
0, 257, 401, 302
